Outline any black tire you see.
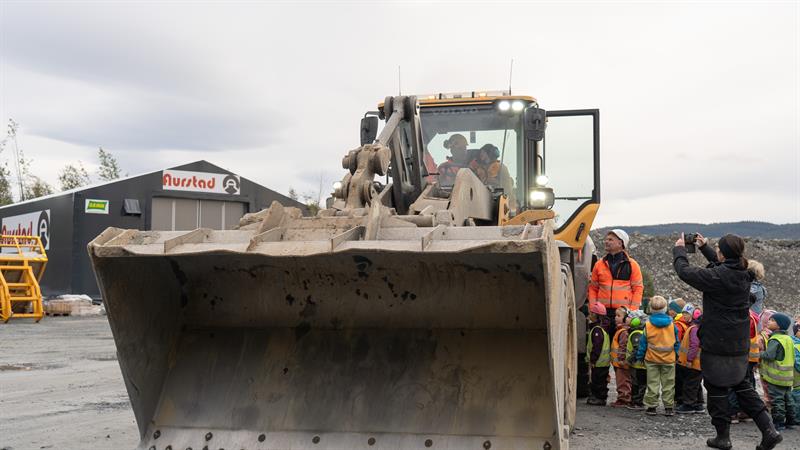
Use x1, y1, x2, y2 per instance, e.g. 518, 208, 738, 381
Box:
564, 299, 577, 431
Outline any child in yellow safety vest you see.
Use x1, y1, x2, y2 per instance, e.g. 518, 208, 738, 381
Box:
586, 302, 611, 406
633, 295, 680, 416
610, 306, 631, 407
760, 312, 797, 431
676, 306, 704, 414
625, 311, 648, 410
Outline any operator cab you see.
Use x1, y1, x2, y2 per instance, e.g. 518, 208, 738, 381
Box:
367, 91, 600, 248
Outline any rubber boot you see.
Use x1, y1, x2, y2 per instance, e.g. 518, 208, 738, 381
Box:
754, 410, 782, 450
706, 421, 732, 450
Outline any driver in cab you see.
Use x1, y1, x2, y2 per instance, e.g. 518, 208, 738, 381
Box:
473, 143, 516, 207
436, 133, 472, 186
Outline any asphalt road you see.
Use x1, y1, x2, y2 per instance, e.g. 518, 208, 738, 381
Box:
0, 317, 796, 450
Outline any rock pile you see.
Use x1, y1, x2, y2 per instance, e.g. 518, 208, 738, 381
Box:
590, 232, 800, 316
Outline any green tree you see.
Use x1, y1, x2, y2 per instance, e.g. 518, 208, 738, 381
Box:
0, 165, 13, 205
0, 137, 16, 205
97, 146, 122, 181
24, 175, 54, 199
288, 187, 298, 201
58, 162, 92, 191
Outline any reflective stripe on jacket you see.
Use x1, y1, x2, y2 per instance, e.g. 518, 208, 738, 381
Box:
611, 327, 629, 368
678, 324, 701, 370
586, 325, 610, 368
761, 334, 795, 387
645, 321, 677, 364
627, 329, 645, 369
588, 253, 644, 309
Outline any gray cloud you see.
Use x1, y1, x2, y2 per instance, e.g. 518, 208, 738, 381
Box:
24, 87, 286, 151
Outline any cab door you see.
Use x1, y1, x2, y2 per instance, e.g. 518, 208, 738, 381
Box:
543, 109, 600, 249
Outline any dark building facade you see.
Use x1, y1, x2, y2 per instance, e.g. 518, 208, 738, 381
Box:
0, 160, 303, 298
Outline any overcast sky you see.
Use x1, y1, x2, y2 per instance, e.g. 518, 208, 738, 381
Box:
1, 1, 797, 227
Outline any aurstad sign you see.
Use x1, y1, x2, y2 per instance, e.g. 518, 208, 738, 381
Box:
161, 170, 240, 195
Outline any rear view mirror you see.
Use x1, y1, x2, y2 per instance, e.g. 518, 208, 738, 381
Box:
360, 116, 379, 145
523, 108, 547, 141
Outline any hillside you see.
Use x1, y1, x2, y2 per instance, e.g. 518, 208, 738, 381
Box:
589, 231, 800, 316
595, 221, 799, 239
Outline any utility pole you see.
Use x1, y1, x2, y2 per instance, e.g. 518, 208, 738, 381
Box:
7, 119, 25, 201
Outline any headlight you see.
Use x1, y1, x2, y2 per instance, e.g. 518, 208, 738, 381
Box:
511, 101, 525, 112
529, 190, 546, 202
332, 180, 344, 198
535, 175, 549, 186
497, 100, 511, 112
528, 187, 555, 209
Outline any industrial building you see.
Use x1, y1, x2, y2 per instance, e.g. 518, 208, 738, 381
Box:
0, 160, 304, 298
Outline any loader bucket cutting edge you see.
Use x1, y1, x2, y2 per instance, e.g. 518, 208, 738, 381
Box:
89, 223, 573, 450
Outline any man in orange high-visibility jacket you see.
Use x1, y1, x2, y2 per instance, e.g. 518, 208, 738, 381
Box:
589, 229, 644, 336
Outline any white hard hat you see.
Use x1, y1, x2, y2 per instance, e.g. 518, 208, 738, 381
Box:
609, 229, 630, 249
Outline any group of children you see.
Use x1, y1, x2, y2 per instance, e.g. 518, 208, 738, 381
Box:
586, 296, 800, 430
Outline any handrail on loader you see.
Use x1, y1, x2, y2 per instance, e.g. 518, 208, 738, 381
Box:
0, 235, 48, 323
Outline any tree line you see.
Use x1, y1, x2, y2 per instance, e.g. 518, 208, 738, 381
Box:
0, 119, 123, 206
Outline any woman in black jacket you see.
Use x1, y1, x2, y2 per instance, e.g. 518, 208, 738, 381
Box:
673, 233, 782, 450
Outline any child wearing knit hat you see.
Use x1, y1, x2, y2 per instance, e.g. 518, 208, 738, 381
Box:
609, 306, 632, 408
676, 306, 704, 414
667, 298, 686, 319
586, 302, 612, 406
760, 312, 797, 430
625, 312, 648, 410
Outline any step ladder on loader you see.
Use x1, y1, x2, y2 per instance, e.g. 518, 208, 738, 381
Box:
0, 235, 48, 323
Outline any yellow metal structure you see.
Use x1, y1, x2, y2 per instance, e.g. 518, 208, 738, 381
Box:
0, 235, 48, 323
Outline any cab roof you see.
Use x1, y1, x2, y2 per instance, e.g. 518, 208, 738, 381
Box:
378, 91, 537, 109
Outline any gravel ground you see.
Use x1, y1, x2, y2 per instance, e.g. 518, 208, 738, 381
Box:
1, 317, 797, 450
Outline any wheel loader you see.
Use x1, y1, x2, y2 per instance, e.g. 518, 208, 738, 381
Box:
89, 91, 600, 450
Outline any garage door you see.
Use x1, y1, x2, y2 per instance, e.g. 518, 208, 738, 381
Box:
151, 198, 246, 231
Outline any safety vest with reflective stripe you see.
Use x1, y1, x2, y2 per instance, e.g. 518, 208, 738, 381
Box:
677, 324, 701, 370
645, 321, 677, 364
749, 315, 760, 363
588, 254, 644, 310
761, 334, 795, 387
611, 327, 629, 368
586, 325, 611, 368
626, 329, 645, 370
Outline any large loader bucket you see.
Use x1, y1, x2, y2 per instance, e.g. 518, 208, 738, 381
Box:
89, 209, 576, 450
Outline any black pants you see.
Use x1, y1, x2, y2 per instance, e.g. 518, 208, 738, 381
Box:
590, 365, 609, 401
604, 308, 617, 337
681, 367, 703, 406
727, 361, 756, 415
675, 363, 685, 404
631, 367, 647, 406
705, 376, 767, 428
